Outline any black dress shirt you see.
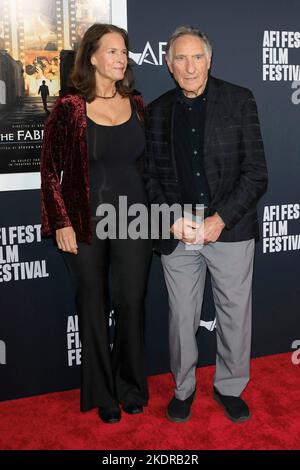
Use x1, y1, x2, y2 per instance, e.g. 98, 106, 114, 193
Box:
174, 84, 211, 209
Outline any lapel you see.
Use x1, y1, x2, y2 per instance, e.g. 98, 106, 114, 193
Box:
204, 76, 221, 153
165, 89, 178, 179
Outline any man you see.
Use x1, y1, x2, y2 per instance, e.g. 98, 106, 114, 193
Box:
38, 80, 50, 114
144, 26, 268, 423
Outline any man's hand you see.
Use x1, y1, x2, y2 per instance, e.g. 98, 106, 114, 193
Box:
56, 226, 78, 254
194, 212, 225, 245
170, 217, 200, 244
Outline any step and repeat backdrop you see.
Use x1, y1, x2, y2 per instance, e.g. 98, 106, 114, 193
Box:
0, 0, 299, 401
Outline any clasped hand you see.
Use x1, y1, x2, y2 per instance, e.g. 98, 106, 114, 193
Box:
170, 213, 225, 245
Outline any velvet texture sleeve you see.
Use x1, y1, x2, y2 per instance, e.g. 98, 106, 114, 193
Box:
40, 98, 72, 238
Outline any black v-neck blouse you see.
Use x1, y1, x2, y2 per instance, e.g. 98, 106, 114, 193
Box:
87, 107, 147, 220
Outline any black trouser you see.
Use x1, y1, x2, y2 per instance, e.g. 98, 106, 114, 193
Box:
63, 230, 152, 412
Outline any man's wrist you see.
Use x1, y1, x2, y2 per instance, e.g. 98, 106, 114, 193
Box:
214, 212, 226, 228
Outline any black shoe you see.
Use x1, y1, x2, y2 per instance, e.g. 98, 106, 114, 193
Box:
213, 387, 250, 423
98, 404, 121, 424
122, 404, 144, 415
166, 389, 196, 423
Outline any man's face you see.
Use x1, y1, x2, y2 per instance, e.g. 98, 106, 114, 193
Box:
166, 35, 211, 97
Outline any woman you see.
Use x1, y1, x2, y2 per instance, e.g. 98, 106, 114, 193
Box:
40, 24, 152, 423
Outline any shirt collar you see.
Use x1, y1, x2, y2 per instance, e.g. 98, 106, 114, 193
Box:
176, 77, 209, 106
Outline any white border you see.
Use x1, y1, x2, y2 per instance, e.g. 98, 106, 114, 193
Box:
111, 0, 127, 29
0, 0, 128, 192
0, 172, 41, 192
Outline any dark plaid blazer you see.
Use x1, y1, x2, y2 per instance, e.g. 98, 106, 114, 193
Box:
143, 76, 268, 255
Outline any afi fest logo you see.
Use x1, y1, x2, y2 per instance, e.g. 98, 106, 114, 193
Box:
129, 41, 167, 66
291, 81, 300, 104
0, 339, 6, 365
200, 318, 216, 332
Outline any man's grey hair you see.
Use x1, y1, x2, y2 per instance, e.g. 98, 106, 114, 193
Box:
166, 26, 213, 61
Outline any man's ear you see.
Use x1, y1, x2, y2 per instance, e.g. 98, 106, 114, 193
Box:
207, 54, 212, 71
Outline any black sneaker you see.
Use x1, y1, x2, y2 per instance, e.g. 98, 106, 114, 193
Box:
166, 389, 196, 423
122, 404, 144, 415
213, 387, 250, 423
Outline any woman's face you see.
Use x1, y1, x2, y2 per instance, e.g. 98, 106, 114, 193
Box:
91, 32, 128, 84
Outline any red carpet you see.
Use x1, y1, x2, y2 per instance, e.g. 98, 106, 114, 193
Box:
0, 352, 300, 450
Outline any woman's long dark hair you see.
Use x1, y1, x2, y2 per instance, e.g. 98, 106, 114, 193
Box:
71, 23, 133, 102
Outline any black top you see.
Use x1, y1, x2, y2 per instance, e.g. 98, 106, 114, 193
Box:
87, 105, 147, 220
174, 84, 211, 208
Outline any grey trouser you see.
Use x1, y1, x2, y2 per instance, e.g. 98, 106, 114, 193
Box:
161, 239, 255, 400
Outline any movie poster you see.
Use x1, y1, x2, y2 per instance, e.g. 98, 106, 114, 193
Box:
0, 0, 126, 190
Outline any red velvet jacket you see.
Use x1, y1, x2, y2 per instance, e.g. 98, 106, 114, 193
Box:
40, 92, 144, 243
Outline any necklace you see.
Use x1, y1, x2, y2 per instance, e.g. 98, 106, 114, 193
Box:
95, 89, 117, 99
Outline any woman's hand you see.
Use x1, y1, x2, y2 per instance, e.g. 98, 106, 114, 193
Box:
56, 226, 78, 254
